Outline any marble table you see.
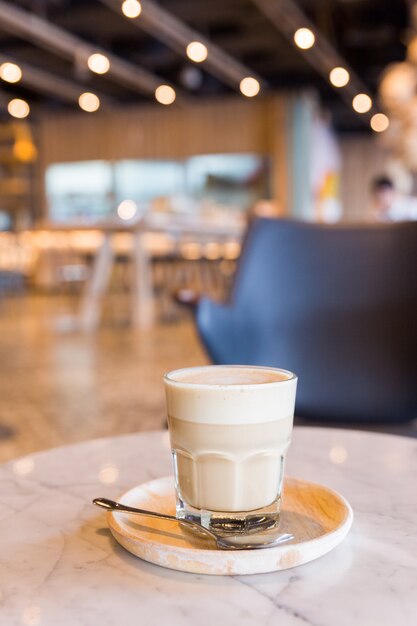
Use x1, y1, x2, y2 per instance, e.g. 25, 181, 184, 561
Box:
1, 427, 416, 625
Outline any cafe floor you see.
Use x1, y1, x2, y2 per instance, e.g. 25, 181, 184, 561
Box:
2, 291, 416, 465
0, 294, 207, 463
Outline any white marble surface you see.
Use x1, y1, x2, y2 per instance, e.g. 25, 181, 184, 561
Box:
1, 427, 416, 626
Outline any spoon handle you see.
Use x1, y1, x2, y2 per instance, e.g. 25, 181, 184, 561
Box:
93, 496, 217, 542
93, 497, 179, 523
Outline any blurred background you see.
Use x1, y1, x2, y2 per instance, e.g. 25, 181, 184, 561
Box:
1, 0, 416, 464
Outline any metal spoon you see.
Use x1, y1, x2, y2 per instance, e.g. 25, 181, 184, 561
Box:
93, 497, 293, 550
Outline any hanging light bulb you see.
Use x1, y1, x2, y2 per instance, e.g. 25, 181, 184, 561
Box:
155, 85, 176, 105
122, 0, 142, 18
352, 93, 372, 114
87, 53, 110, 74
240, 77, 260, 97
329, 67, 350, 88
79, 92, 100, 112
294, 28, 315, 50
8, 98, 30, 118
186, 41, 208, 63
0, 62, 22, 83
370, 113, 389, 133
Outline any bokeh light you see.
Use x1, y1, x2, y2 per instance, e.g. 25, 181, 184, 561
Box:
99, 464, 119, 484
329, 67, 350, 88
329, 446, 348, 465
122, 0, 142, 18
79, 92, 100, 112
186, 41, 208, 63
0, 62, 22, 83
8, 98, 30, 118
117, 199, 138, 220
294, 27, 315, 50
87, 53, 110, 74
370, 113, 390, 132
155, 84, 176, 105
13, 457, 34, 476
240, 76, 260, 98
352, 93, 372, 113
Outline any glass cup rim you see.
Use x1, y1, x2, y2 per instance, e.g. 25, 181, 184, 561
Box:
163, 364, 297, 389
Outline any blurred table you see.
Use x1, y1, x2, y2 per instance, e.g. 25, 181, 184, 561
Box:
24, 218, 243, 330
1, 427, 416, 625
78, 227, 154, 331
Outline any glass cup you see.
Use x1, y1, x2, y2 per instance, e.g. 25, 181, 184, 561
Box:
164, 365, 297, 540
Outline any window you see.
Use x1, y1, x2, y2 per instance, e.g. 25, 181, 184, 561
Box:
114, 160, 184, 208
186, 154, 269, 210
46, 161, 113, 222
46, 155, 270, 223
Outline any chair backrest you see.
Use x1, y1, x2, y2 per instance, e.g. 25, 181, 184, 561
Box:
224, 218, 417, 422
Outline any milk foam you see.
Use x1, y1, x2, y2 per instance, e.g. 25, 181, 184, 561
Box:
164, 365, 297, 425
168, 366, 290, 385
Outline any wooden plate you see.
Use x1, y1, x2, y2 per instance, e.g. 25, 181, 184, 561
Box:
107, 476, 353, 576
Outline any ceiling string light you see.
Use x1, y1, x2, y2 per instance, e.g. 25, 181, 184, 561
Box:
87, 53, 110, 74
352, 93, 372, 114
8, 98, 30, 118
121, 0, 142, 18
0, 62, 22, 83
329, 67, 350, 88
370, 113, 389, 133
79, 92, 100, 112
240, 77, 260, 97
186, 41, 208, 63
294, 27, 315, 50
155, 84, 176, 105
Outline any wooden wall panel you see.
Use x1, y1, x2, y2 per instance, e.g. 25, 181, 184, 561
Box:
38, 96, 283, 164
37, 94, 292, 216
339, 135, 389, 220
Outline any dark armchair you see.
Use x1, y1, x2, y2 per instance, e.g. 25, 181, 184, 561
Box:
190, 218, 417, 424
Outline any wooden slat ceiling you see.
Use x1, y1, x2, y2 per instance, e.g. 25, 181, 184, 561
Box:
0, 0, 408, 131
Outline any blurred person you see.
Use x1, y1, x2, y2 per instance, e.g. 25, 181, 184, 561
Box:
369, 175, 417, 221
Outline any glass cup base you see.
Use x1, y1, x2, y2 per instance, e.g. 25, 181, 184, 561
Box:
176, 493, 281, 537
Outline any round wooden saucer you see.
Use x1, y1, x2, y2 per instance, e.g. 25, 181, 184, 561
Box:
107, 475, 353, 576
